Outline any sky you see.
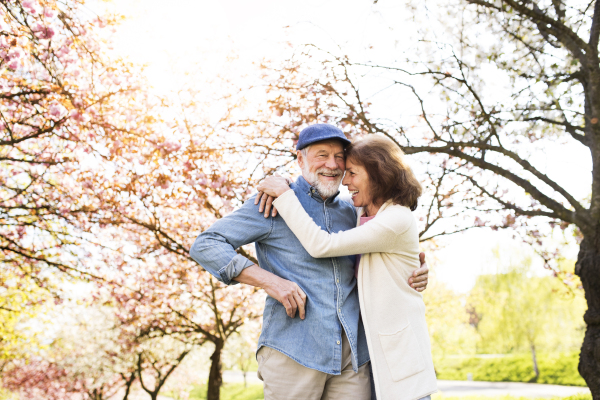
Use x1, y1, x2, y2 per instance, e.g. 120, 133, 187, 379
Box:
85, 0, 591, 293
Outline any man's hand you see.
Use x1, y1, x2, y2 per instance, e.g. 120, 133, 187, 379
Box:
263, 275, 307, 320
409, 252, 429, 292
234, 264, 307, 319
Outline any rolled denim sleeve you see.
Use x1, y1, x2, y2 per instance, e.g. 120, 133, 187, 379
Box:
218, 254, 255, 285
189, 195, 272, 285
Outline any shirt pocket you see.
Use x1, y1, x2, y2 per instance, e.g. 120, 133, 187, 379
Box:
378, 322, 426, 382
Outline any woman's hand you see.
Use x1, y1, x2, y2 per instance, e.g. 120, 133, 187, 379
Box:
255, 191, 278, 218
257, 176, 291, 199
254, 175, 292, 218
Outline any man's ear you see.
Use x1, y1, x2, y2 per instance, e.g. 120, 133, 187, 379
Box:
297, 150, 305, 169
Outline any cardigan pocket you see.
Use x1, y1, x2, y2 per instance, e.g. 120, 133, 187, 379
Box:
378, 323, 426, 382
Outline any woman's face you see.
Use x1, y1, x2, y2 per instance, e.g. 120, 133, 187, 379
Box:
342, 158, 373, 208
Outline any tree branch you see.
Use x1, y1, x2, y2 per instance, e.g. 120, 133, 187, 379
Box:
404, 145, 577, 222
589, 0, 600, 52
459, 173, 560, 218
468, 0, 591, 64
522, 116, 588, 146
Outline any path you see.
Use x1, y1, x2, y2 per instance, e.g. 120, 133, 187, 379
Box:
436, 380, 590, 398
221, 371, 590, 398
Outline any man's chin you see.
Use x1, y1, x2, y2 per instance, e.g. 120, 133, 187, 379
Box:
317, 176, 342, 187
315, 179, 342, 198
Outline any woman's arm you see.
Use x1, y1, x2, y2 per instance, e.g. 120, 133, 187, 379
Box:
272, 190, 412, 258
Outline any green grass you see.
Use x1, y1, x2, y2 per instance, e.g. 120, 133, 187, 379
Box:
187, 383, 264, 400
180, 383, 590, 400
434, 352, 586, 386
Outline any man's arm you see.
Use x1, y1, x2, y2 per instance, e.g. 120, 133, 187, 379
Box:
190, 194, 276, 285
189, 196, 307, 318
234, 265, 307, 319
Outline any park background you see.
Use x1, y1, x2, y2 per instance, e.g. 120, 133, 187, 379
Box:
0, 0, 597, 399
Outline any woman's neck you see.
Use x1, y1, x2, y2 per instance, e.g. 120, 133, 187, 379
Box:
363, 202, 381, 217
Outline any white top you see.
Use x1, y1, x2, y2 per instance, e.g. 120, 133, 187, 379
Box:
273, 190, 438, 400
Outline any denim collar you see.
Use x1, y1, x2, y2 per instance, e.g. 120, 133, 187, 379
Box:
295, 175, 341, 204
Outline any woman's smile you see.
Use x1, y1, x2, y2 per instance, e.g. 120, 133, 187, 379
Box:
342, 158, 378, 215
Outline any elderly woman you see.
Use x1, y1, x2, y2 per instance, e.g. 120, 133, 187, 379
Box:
257, 135, 437, 400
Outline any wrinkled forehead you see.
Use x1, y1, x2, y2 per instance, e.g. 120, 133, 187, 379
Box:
303, 139, 346, 155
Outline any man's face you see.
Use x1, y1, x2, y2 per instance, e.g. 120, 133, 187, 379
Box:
297, 140, 346, 199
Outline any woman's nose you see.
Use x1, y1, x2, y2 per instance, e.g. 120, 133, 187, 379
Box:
342, 173, 350, 185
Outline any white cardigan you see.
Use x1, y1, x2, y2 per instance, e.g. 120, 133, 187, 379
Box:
272, 191, 437, 400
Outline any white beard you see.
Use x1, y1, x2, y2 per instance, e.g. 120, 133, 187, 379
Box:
302, 165, 343, 199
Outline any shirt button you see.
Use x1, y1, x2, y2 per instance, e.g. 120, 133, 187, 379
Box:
337, 340, 341, 345
336, 279, 339, 283
338, 309, 341, 313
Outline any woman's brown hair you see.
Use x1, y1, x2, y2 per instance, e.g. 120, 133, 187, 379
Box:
345, 135, 422, 211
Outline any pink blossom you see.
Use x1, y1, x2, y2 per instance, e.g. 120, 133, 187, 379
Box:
37, 26, 55, 39
160, 142, 182, 153
96, 17, 107, 28
8, 47, 23, 61
44, 7, 57, 19
49, 104, 62, 118
16, 226, 26, 238
69, 109, 83, 122
22, 0, 39, 15
7, 59, 18, 69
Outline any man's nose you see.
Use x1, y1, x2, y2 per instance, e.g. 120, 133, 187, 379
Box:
325, 156, 338, 169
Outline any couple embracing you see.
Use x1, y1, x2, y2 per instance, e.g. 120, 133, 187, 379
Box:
190, 124, 437, 400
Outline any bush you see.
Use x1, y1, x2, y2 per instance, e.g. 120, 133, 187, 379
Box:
561, 395, 592, 400
0, 388, 18, 400
434, 352, 586, 386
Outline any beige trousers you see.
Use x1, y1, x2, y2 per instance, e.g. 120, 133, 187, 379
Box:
256, 331, 371, 400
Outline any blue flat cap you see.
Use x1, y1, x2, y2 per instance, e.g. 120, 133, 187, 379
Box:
296, 124, 351, 150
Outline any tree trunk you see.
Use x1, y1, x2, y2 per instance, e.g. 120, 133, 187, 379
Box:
207, 340, 224, 400
87, 388, 101, 400
121, 372, 136, 400
530, 343, 539, 382
575, 238, 600, 399
243, 371, 247, 388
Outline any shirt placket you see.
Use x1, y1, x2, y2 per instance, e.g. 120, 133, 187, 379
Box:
323, 197, 344, 372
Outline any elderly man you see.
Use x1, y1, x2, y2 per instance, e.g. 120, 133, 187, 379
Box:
190, 124, 428, 400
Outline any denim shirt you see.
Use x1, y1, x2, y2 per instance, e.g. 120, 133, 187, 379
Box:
190, 176, 370, 374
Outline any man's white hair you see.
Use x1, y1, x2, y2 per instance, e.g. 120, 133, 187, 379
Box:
300, 147, 309, 159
